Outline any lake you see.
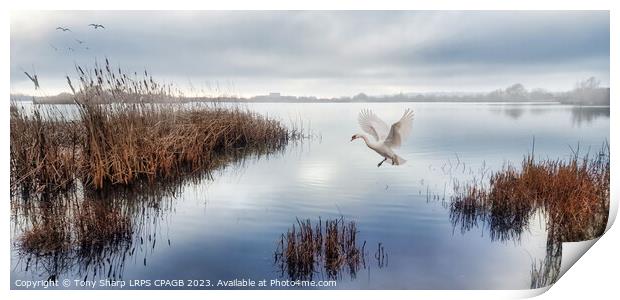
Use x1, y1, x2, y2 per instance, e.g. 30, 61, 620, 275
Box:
10, 102, 610, 289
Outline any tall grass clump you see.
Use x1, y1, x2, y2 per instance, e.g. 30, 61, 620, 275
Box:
275, 217, 375, 280
449, 145, 609, 288
10, 59, 297, 193
75, 102, 290, 189
10, 105, 81, 196
450, 145, 609, 243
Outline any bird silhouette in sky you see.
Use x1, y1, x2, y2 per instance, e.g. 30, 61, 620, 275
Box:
24, 71, 40, 90
88, 24, 105, 29
56, 26, 71, 32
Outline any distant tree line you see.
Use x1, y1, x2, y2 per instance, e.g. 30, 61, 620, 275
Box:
342, 77, 609, 106
13, 77, 609, 106
555, 77, 610, 106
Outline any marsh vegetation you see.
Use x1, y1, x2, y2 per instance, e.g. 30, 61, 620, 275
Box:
13, 185, 167, 281
11, 98, 609, 289
274, 217, 386, 281
10, 61, 302, 279
11, 60, 299, 197
449, 144, 610, 288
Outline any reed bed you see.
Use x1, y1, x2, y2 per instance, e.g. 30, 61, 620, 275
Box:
76, 104, 291, 189
450, 146, 609, 288
11, 60, 298, 194
10, 107, 81, 196
12, 61, 301, 281
450, 145, 609, 243
275, 217, 370, 280
17, 199, 132, 256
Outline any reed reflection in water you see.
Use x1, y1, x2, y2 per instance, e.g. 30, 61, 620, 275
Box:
11, 146, 288, 283
448, 145, 609, 288
274, 217, 387, 281
11, 102, 610, 289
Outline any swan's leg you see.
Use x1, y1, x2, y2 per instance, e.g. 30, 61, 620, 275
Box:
378, 158, 387, 167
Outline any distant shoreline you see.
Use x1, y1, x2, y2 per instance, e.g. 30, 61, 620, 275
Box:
11, 80, 610, 106
11, 98, 611, 107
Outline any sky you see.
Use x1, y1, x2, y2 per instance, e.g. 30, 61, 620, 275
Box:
10, 11, 610, 98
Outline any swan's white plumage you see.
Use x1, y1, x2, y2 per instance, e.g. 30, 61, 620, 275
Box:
383, 109, 414, 148
358, 109, 389, 141
353, 109, 414, 166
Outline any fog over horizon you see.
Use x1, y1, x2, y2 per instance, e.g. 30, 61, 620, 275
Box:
11, 11, 610, 97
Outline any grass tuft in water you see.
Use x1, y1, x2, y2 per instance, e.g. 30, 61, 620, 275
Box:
450, 144, 609, 243
449, 144, 609, 288
275, 217, 370, 280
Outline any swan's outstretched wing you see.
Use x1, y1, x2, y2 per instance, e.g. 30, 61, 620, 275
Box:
358, 109, 390, 141
384, 109, 414, 148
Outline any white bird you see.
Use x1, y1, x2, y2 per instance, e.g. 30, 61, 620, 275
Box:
351, 109, 415, 167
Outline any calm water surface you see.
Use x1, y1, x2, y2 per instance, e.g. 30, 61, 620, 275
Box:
10, 102, 610, 289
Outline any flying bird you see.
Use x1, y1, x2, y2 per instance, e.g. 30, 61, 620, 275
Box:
351, 109, 415, 167
23, 71, 40, 90
56, 26, 71, 32
88, 23, 105, 29
75, 39, 85, 44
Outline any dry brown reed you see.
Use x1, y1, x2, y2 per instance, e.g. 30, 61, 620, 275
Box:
10, 106, 81, 196
75, 103, 291, 189
450, 146, 609, 288
450, 145, 609, 243
275, 217, 365, 280
10, 60, 297, 194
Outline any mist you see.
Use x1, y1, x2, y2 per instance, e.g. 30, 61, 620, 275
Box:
11, 11, 610, 97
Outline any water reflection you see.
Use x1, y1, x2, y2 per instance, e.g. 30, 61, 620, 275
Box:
529, 232, 562, 289
11, 102, 610, 289
448, 147, 609, 288
11, 147, 285, 284
570, 106, 610, 126
503, 107, 526, 120
13, 194, 135, 282
274, 218, 386, 281
12, 185, 173, 282
488, 103, 610, 126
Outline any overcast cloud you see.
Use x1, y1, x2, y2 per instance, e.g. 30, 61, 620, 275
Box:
10, 11, 610, 97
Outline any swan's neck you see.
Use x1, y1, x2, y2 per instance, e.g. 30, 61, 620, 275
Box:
360, 135, 378, 149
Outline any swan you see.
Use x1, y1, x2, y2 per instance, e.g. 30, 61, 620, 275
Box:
351, 109, 415, 167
